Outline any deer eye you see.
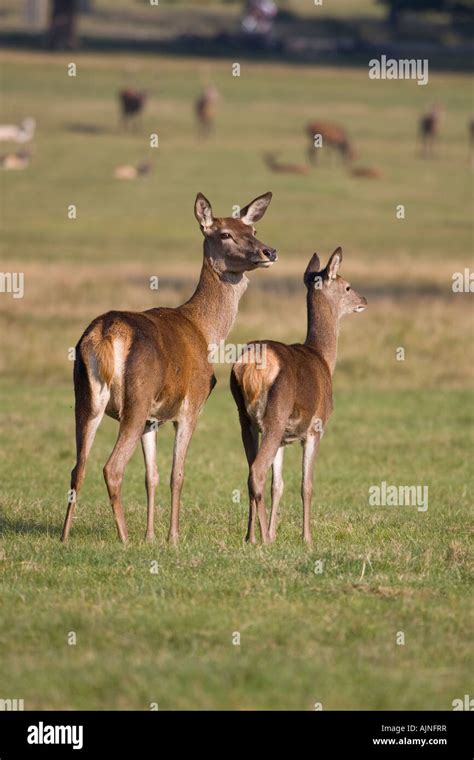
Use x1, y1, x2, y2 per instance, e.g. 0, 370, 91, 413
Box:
345, 285, 351, 292
220, 232, 232, 240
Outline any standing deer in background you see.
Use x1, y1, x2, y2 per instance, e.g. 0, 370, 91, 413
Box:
468, 118, 474, 167
119, 89, 147, 129
61, 192, 276, 544
419, 105, 443, 158
195, 86, 219, 136
306, 121, 355, 165
231, 248, 366, 546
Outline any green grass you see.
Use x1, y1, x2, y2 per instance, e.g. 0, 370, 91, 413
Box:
0, 46, 473, 710
0, 383, 472, 709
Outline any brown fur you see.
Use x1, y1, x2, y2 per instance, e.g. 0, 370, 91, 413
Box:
86, 328, 115, 386
231, 248, 367, 546
234, 346, 281, 412
61, 191, 276, 545
306, 121, 355, 164
351, 165, 383, 179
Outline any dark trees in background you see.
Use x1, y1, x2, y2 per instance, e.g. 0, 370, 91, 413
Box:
48, 0, 78, 50
379, 0, 474, 28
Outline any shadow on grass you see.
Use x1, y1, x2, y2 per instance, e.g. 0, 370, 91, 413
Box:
63, 122, 111, 136
0, 514, 105, 539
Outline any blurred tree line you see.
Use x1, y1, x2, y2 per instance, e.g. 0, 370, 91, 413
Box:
379, 0, 474, 27
46, 0, 474, 49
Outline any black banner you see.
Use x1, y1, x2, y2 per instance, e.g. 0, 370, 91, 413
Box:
0, 710, 472, 758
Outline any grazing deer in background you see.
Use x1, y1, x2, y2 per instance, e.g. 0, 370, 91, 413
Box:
306, 121, 355, 165
419, 105, 443, 158
119, 89, 147, 128
264, 152, 309, 175
195, 86, 219, 136
61, 192, 276, 544
231, 248, 366, 546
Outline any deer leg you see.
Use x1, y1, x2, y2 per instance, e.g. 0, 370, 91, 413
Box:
249, 376, 293, 544
141, 422, 159, 543
249, 428, 286, 544
62, 356, 109, 543
301, 434, 320, 546
104, 413, 148, 543
168, 416, 197, 546
239, 412, 259, 544
230, 372, 260, 543
268, 446, 284, 542
243, 422, 259, 544
61, 402, 108, 542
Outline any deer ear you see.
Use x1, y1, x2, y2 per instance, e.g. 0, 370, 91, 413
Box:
194, 193, 214, 232
326, 247, 343, 280
303, 253, 321, 285
240, 191, 273, 225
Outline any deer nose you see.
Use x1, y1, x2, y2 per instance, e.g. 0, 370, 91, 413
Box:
262, 247, 277, 262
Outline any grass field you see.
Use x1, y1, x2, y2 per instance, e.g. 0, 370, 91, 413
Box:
0, 39, 473, 710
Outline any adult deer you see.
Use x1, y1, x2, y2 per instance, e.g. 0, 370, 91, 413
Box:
231, 248, 366, 546
306, 121, 355, 165
61, 191, 276, 544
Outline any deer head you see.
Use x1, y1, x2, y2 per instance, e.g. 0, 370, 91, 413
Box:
304, 248, 367, 318
194, 192, 277, 275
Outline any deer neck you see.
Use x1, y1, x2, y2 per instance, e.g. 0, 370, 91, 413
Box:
179, 255, 248, 346
305, 291, 339, 375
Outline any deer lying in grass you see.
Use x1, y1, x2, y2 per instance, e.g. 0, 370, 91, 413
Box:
306, 121, 355, 165
264, 153, 310, 175
231, 248, 366, 545
350, 165, 383, 179
113, 160, 152, 180
61, 192, 277, 544
0, 117, 36, 144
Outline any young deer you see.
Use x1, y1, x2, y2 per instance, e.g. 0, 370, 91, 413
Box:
231, 248, 366, 545
61, 191, 277, 544
306, 121, 355, 165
